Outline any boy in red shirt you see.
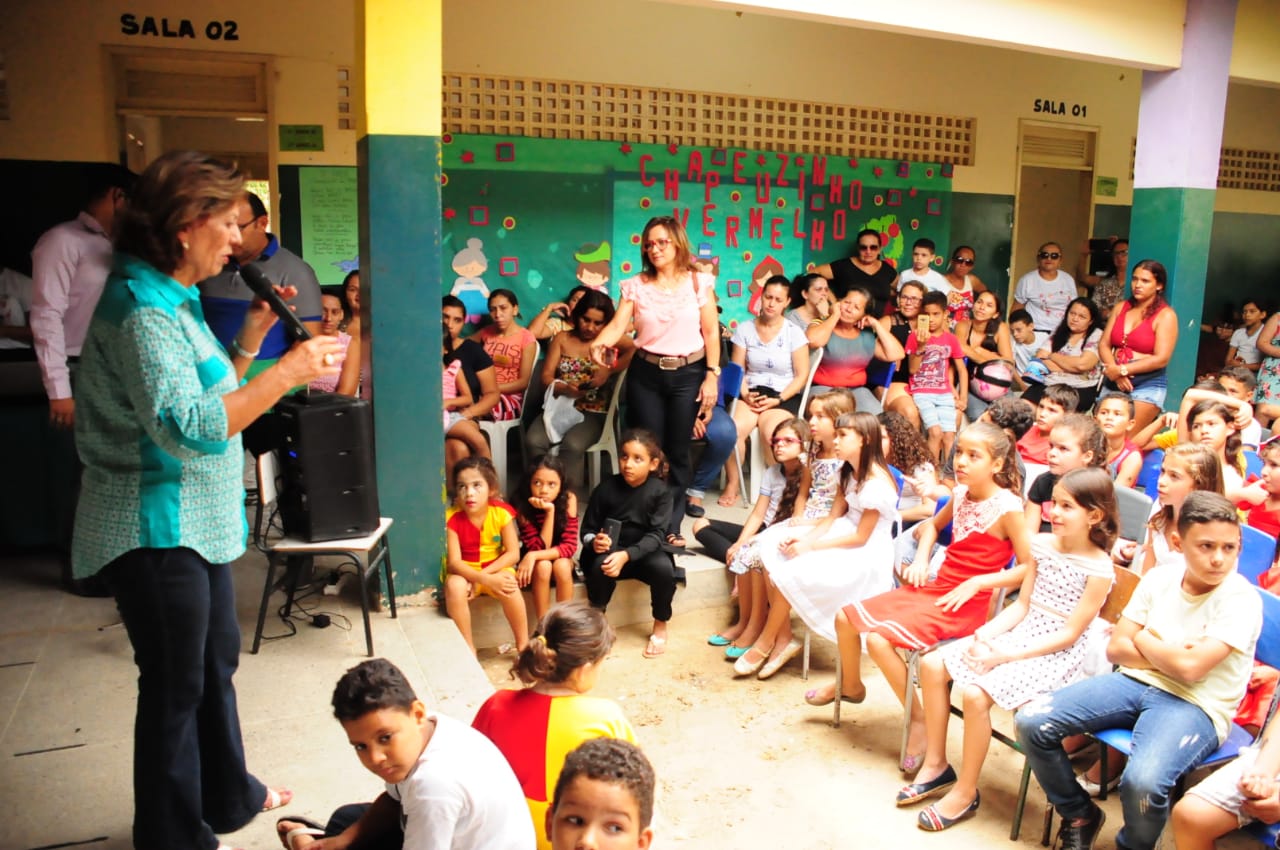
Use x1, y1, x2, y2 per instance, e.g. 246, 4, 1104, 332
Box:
1017, 384, 1078, 465
906, 291, 967, 463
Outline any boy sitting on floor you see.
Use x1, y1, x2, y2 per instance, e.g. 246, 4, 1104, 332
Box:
276, 658, 533, 850
1015, 492, 1262, 850
547, 738, 656, 850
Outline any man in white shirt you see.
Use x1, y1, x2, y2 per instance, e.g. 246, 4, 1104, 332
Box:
1012, 241, 1077, 333
29, 164, 133, 595
29, 164, 133, 429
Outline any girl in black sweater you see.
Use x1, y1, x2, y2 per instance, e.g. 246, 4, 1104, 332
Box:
580, 429, 677, 658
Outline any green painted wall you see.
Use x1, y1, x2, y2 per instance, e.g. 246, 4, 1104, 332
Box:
950, 192, 1014, 305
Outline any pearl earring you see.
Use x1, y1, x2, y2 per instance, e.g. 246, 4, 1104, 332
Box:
182, 241, 190, 251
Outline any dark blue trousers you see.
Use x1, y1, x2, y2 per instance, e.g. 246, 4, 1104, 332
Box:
105, 547, 266, 850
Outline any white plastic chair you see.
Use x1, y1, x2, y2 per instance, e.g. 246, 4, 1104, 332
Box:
584, 372, 627, 492
480, 348, 541, 496
251, 450, 395, 657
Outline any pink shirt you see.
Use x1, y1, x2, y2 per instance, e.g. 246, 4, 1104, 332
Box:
478, 325, 536, 387
30, 212, 113, 399
308, 332, 352, 393
620, 271, 713, 355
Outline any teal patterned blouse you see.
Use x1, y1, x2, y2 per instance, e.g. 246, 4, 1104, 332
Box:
72, 254, 247, 577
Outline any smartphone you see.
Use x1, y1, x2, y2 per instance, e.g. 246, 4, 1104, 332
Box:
917, 315, 930, 337
603, 518, 622, 550
601, 346, 619, 368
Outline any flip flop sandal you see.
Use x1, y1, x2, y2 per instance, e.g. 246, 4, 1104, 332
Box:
277, 816, 326, 850
643, 634, 667, 658
262, 787, 294, 811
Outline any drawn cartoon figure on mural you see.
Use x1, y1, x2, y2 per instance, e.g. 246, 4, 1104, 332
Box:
574, 241, 611, 293
692, 255, 720, 279
748, 255, 785, 316
450, 237, 490, 324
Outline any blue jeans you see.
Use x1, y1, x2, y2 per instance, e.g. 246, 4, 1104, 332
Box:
1015, 672, 1219, 850
105, 547, 266, 850
687, 404, 737, 498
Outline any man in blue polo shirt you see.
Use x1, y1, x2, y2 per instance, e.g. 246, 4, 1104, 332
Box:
198, 191, 322, 452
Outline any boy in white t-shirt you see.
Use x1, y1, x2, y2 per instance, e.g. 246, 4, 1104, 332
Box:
276, 659, 534, 850
1009, 309, 1050, 391
897, 238, 949, 294
1228, 299, 1268, 371
1016, 492, 1262, 850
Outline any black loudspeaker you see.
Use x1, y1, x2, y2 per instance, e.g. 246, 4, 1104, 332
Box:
275, 393, 380, 541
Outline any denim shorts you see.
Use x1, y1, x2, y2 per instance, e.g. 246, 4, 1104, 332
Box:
1103, 372, 1167, 408
914, 392, 958, 433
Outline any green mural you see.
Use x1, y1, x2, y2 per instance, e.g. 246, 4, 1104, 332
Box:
441, 135, 952, 330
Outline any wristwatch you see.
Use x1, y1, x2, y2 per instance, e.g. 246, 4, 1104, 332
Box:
1120, 364, 1129, 377
707, 365, 721, 377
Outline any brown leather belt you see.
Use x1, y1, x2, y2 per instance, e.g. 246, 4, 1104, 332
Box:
636, 348, 706, 370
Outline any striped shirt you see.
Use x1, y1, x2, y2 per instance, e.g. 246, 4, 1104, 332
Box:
72, 254, 246, 577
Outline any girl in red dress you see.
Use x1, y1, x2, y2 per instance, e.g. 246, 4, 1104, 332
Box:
804, 422, 1033, 772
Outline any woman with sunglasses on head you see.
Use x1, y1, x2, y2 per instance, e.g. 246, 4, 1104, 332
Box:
941, 246, 989, 327
1013, 241, 1077, 335
591, 216, 721, 548
812, 228, 898, 318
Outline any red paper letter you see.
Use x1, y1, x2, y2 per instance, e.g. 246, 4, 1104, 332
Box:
732, 151, 747, 184
639, 154, 655, 187
702, 204, 717, 237
664, 169, 680, 201
704, 170, 721, 203
725, 216, 740, 248
748, 207, 764, 239
810, 218, 826, 252
686, 150, 704, 183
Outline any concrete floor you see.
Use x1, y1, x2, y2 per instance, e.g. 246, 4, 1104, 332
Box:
0, 491, 1267, 850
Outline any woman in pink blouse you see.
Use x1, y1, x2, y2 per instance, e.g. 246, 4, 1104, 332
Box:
591, 216, 722, 546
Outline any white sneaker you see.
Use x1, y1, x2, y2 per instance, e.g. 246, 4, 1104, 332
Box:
1076, 772, 1121, 797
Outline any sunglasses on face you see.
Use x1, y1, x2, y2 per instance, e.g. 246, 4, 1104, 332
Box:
858, 243, 880, 251
951, 257, 975, 266
1038, 252, 1062, 260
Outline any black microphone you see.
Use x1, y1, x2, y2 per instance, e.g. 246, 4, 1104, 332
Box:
240, 263, 312, 342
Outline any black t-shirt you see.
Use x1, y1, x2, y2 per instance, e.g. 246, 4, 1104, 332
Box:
829, 257, 896, 317
1028, 471, 1060, 533
444, 338, 494, 401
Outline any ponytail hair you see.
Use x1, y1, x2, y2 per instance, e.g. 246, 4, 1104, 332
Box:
512, 601, 615, 685
961, 421, 1022, 495
618, 428, 669, 481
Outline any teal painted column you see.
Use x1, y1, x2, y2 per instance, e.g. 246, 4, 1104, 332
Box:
1129, 0, 1237, 399
357, 1, 444, 595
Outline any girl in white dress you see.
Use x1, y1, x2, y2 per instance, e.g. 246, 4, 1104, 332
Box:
899, 467, 1117, 831
734, 410, 898, 679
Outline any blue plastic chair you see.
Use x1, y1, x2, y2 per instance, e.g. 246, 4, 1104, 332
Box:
1239, 525, 1278, 586
1136, 448, 1164, 494
1246, 819, 1280, 848
1094, 587, 1280, 803
1245, 449, 1264, 478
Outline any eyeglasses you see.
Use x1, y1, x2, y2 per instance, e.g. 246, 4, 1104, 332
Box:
771, 437, 802, 446
951, 257, 975, 266
1038, 252, 1062, 260
897, 295, 922, 303
643, 238, 672, 251
1113, 249, 1129, 256
857, 243, 880, 251
237, 219, 257, 231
